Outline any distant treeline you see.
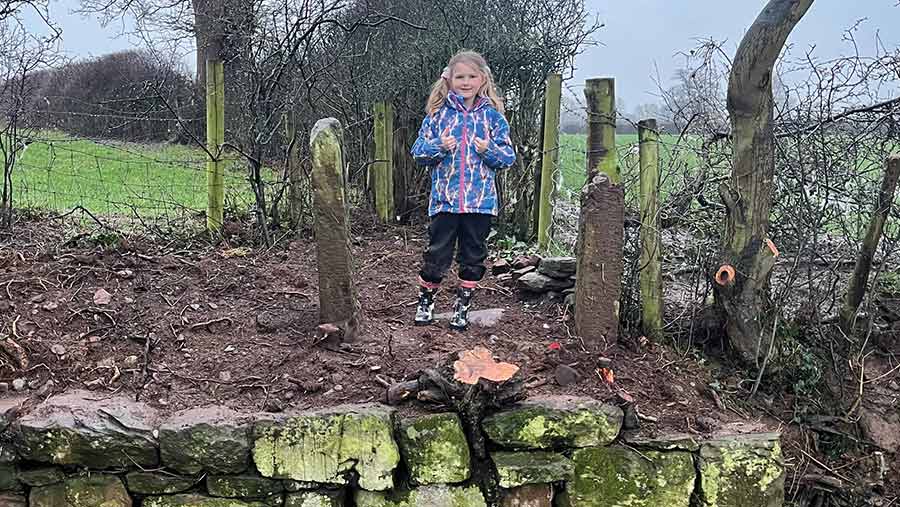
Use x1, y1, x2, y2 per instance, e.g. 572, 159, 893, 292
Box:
561, 119, 678, 135
24, 50, 197, 142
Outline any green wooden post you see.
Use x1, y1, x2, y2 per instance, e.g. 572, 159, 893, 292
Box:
373, 101, 395, 223
638, 119, 664, 340
537, 74, 562, 251
584, 78, 619, 183
206, 58, 225, 232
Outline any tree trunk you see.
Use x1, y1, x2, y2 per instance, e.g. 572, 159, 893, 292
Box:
575, 173, 624, 349
716, 0, 814, 366
192, 0, 210, 86
839, 155, 900, 332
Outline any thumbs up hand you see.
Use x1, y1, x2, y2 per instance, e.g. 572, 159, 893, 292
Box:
473, 131, 491, 154
439, 125, 457, 152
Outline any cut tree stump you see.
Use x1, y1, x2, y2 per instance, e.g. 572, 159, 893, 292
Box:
575, 173, 624, 348
310, 118, 360, 348
385, 347, 524, 505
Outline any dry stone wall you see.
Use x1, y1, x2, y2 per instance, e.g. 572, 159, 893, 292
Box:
0, 392, 783, 507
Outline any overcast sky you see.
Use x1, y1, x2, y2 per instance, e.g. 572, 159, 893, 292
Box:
25, 0, 900, 108
574, 0, 899, 108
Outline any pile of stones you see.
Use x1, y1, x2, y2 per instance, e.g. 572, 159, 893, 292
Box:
494, 256, 577, 305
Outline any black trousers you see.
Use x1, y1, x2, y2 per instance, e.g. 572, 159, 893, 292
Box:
420, 213, 493, 284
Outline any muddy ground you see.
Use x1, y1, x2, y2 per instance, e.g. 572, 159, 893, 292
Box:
2, 213, 897, 504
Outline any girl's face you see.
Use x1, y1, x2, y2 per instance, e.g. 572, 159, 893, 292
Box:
450, 62, 485, 102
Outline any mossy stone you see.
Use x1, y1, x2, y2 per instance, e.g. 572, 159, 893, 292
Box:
696, 433, 784, 507
493, 452, 573, 488
159, 407, 251, 475
285, 490, 345, 507
31, 475, 131, 507
14, 391, 158, 469
397, 413, 470, 485
482, 396, 622, 450
0, 464, 18, 491
252, 404, 399, 491
125, 472, 197, 495
206, 476, 284, 498
17, 467, 64, 487
354, 485, 487, 507
143, 495, 271, 507
569, 446, 694, 507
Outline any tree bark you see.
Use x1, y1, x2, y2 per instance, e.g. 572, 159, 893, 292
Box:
575, 173, 624, 348
839, 155, 900, 332
575, 78, 623, 350
717, 0, 814, 366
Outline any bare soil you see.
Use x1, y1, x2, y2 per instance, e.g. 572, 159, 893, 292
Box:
0, 215, 761, 442
7, 213, 900, 503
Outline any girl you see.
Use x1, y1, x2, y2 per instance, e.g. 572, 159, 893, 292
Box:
410, 50, 516, 330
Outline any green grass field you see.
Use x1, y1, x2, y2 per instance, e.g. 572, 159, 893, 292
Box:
557, 132, 707, 202
8, 131, 708, 218
11, 132, 253, 216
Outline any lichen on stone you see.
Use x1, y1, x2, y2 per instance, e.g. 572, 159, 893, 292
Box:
397, 413, 470, 485
569, 446, 694, 507
355, 485, 486, 507
482, 396, 622, 450
696, 434, 784, 507
252, 404, 399, 491
492, 451, 573, 488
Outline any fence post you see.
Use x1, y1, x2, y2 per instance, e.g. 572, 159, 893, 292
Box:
206, 58, 225, 232
638, 119, 663, 340
284, 108, 303, 228
311, 118, 360, 347
537, 73, 562, 251
575, 78, 623, 348
583, 78, 619, 183
373, 101, 395, 223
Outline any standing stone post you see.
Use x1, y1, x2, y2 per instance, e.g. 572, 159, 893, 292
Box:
575, 78, 623, 348
310, 118, 360, 345
638, 119, 664, 340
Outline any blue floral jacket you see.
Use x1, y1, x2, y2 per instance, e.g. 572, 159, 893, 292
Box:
410, 91, 516, 216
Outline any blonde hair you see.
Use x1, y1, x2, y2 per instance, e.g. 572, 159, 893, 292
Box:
426, 50, 505, 116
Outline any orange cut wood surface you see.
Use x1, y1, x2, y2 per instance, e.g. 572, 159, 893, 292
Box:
453, 346, 520, 385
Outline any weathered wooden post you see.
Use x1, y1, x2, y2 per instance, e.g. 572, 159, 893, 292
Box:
373, 101, 395, 223
311, 118, 360, 346
840, 154, 900, 332
575, 78, 623, 348
284, 108, 303, 228
537, 74, 562, 251
638, 119, 664, 340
